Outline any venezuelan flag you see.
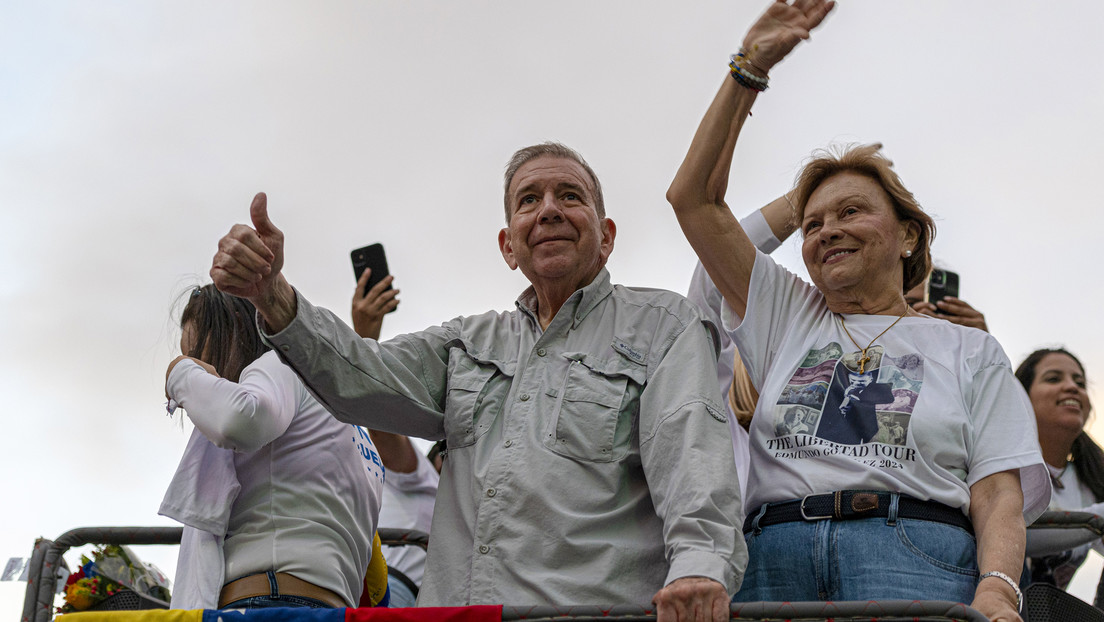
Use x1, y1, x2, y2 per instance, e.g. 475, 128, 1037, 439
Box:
59, 605, 503, 622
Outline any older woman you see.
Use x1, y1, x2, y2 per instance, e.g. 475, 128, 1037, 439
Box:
666, 2, 1047, 621
1018, 349, 1103, 587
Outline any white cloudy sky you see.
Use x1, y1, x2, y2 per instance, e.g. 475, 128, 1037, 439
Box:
3, 0, 1104, 609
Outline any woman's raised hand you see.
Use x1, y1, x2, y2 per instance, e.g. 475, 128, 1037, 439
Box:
351, 270, 400, 340
741, 0, 835, 75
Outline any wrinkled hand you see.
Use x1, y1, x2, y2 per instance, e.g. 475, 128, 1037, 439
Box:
652, 577, 728, 622
210, 192, 284, 303
742, 0, 835, 74
910, 296, 989, 332
165, 355, 220, 399
970, 589, 1022, 622
351, 269, 400, 340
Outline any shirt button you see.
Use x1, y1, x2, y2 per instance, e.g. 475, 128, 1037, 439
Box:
504, 440, 513, 448
520, 393, 530, 401
486, 488, 496, 497
537, 348, 547, 357
478, 544, 489, 554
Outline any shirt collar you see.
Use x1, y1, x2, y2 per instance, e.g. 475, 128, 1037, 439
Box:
515, 268, 614, 329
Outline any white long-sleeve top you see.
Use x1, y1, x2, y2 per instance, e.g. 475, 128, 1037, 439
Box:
1026, 464, 1104, 557
164, 351, 385, 607
378, 450, 438, 587
686, 208, 782, 501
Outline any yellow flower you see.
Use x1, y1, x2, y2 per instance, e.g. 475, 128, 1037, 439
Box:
65, 582, 96, 610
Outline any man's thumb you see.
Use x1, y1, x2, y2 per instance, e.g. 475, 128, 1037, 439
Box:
250, 192, 278, 235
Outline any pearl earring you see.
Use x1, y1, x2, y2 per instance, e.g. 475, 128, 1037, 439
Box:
904, 250, 913, 258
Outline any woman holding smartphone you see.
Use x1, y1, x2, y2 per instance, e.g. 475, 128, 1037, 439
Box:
161, 284, 385, 609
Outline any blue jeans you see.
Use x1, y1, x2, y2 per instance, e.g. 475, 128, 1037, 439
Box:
220, 571, 336, 610
734, 500, 978, 602
220, 594, 333, 610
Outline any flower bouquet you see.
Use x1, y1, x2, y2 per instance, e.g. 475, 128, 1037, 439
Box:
58, 544, 172, 613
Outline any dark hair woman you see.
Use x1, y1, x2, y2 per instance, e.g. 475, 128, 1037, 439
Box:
1018, 348, 1102, 588
161, 284, 386, 610
666, 2, 1048, 620
177, 285, 268, 382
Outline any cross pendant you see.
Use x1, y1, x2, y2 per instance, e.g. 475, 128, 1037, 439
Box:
858, 353, 870, 374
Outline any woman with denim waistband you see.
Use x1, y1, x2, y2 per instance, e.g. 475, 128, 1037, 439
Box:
666, 2, 1048, 620
1018, 349, 1103, 588
161, 284, 385, 610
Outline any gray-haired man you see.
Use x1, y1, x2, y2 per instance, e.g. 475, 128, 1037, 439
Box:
211, 143, 746, 622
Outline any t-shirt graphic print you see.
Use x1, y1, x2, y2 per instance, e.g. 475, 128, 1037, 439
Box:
774, 342, 922, 450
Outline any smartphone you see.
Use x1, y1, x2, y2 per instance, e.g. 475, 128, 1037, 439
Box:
926, 268, 959, 305
350, 243, 393, 304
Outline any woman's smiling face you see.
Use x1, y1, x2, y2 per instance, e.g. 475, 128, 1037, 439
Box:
1029, 352, 1091, 433
800, 172, 917, 301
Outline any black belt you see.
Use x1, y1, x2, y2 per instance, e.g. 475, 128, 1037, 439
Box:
743, 490, 973, 534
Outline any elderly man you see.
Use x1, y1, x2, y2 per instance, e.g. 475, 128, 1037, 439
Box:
211, 143, 745, 621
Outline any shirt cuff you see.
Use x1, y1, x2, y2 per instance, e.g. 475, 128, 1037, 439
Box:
665, 549, 742, 596
166, 358, 202, 402
739, 208, 782, 254
257, 287, 309, 352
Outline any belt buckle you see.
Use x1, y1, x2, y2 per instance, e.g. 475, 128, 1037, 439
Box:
799, 494, 832, 521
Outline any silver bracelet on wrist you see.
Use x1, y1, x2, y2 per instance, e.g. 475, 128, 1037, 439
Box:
979, 570, 1023, 612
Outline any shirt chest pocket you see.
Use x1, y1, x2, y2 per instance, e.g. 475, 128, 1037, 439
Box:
444, 348, 514, 449
544, 352, 646, 463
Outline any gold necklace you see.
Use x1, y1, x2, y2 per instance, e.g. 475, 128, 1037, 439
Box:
1049, 462, 1068, 490
839, 308, 909, 374
1049, 453, 1075, 490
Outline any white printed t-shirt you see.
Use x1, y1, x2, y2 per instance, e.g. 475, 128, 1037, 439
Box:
724, 251, 1049, 521
687, 209, 782, 501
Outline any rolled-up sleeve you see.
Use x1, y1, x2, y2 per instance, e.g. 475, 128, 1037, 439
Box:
638, 316, 747, 595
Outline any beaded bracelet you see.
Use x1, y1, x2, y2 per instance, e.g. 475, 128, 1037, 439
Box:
729, 52, 769, 92
729, 69, 765, 92
730, 53, 768, 84
737, 47, 771, 75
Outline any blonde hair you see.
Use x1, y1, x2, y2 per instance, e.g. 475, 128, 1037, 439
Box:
791, 144, 936, 293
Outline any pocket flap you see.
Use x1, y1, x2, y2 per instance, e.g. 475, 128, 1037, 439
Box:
564, 352, 647, 384
561, 352, 645, 406
446, 338, 516, 389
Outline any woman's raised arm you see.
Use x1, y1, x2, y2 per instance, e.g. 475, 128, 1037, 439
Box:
667, 0, 834, 319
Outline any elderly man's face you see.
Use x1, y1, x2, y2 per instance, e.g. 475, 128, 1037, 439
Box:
499, 156, 614, 289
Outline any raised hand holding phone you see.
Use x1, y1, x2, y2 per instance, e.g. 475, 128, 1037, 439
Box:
351, 268, 400, 340
925, 268, 959, 305
907, 269, 989, 332
351, 243, 391, 297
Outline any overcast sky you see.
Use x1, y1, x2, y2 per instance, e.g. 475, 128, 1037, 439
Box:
3, 0, 1103, 609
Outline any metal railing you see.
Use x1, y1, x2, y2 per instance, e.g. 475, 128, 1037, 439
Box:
1024, 510, 1104, 620
21, 526, 987, 622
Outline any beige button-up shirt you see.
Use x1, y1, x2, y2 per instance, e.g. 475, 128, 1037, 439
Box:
264, 268, 746, 606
